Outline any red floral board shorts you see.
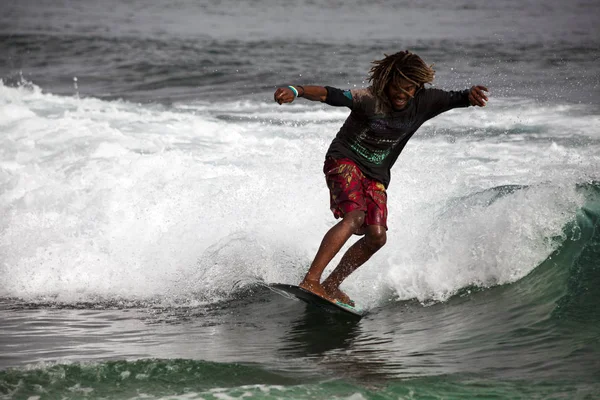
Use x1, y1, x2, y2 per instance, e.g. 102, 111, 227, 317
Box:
323, 158, 388, 231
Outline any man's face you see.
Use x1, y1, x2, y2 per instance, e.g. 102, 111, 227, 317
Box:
386, 78, 419, 110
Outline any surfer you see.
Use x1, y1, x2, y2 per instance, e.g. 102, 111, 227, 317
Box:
274, 51, 488, 306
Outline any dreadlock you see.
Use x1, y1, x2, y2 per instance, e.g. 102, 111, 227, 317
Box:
368, 51, 435, 108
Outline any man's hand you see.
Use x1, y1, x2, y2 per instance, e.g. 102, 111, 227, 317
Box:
468, 85, 489, 107
274, 87, 297, 105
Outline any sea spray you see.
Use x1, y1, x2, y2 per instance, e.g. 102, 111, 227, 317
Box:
1, 81, 597, 308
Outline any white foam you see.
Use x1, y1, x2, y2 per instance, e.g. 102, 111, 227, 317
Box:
0, 82, 597, 305
430, 97, 600, 139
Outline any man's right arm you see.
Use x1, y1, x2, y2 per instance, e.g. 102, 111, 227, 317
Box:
274, 85, 355, 109
301, 86, 329, 102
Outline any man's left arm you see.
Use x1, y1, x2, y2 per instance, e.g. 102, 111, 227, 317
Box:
422, 85, 489, 119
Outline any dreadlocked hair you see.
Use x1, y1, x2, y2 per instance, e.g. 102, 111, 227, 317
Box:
369, 51, 435, 108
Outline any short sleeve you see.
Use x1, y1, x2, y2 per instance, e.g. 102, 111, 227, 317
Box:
348, 87, 375, 114
419, 88, 470, 119
324, 86, 353, 108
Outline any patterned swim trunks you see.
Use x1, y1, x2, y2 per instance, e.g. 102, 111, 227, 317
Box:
323, 158, 388, 230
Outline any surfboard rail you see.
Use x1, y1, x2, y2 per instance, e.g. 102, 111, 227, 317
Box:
269, 283, 364, 319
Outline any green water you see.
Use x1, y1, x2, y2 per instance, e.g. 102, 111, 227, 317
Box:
1, 359, 598, 399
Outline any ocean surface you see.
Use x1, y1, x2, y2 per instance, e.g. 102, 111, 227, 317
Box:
1, 0, 600, 399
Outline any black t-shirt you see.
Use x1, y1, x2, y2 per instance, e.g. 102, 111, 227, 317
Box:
323, 86, 470, 188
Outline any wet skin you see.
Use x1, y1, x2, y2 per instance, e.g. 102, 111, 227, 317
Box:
386, 79, 418, 110
299, 211, 386, 306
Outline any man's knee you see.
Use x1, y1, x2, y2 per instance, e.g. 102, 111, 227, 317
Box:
366, 226, 387, 250
342, 210, 365, 230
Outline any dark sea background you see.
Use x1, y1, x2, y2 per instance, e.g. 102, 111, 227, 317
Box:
1, 0, 600, 399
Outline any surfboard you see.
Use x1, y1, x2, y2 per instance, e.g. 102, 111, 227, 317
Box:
269, 283, 364, 319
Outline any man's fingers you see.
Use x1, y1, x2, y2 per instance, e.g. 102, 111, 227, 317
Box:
274, 88, 284, 104
469, 86, 489, 107
469, 92, 485, 107
475, 87, 489, 101
274, 87, 293, 104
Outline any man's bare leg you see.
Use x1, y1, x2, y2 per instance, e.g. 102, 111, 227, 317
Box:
322, 225, 387, 299
299, 210, 365, 302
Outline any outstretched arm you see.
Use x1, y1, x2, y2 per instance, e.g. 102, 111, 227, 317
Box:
422, 85, 490, 120
274, 85, 328, 104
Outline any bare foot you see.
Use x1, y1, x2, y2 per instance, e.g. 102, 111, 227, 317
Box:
328, 286, 355, 307
299, 279, 337, 303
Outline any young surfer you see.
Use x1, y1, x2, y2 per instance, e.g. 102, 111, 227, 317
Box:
273, 51, 488, 306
